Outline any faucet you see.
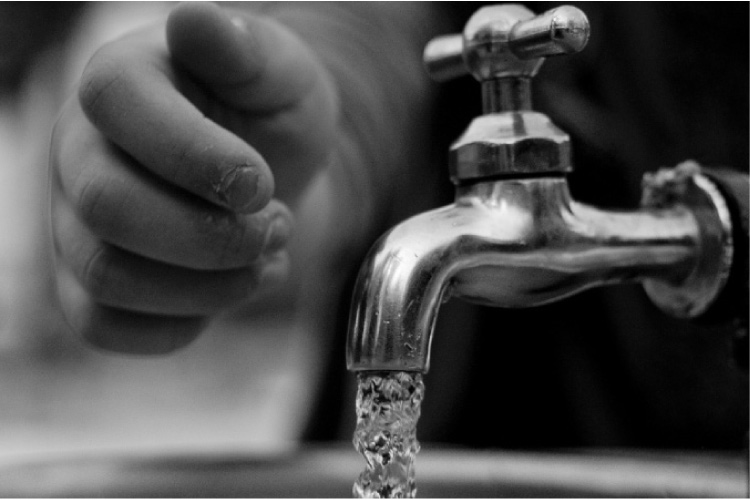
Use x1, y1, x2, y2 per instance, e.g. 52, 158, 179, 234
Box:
346, 4, 735, 373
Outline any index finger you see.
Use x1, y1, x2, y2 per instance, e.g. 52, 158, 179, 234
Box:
78, 24, 274, 214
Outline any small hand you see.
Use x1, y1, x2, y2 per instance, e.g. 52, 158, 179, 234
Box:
50, 3, 339, 354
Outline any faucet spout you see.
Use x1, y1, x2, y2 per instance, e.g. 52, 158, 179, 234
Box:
346, 174, 728, 373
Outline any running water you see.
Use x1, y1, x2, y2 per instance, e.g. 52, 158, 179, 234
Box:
352, 371, 425, 498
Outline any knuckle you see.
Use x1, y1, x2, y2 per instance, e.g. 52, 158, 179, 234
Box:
80, 244, 113, 300
75, 173, 109, 230
49, 99, 82, 181
227, 267, 261, 303
49, 114, 66, 172
196, 211, 264, 268
78, 45, 127, 124
215, 217, 253, 268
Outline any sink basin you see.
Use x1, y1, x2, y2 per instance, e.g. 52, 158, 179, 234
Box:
0, 444, 746, 497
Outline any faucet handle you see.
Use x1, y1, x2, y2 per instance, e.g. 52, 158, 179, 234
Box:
433, 5, 590, 180
507, 6, 590, 60
422, 34, 466, 83
424, 5, 590, 83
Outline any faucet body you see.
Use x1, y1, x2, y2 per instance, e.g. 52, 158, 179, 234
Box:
346, 4, 736, 373
347, 172, 731, 372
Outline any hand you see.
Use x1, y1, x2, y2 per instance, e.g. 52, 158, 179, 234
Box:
49, 2, 339, 354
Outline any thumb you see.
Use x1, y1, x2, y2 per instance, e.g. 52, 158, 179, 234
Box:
166, 2, 335, 115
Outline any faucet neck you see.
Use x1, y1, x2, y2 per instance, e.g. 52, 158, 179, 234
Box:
482, 78, 532, 113
455, 175, 570, 208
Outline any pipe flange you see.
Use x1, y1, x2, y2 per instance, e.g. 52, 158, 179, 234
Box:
641, 161, 734, 318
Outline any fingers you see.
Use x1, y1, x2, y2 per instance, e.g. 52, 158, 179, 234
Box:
52, 188, 277, 316
78, 3, 339, 210
52, 191, 289, 353
52, 100, 292, 271
167, 2, 340, 203
166, 2, 334, 113
78, 23, 274, 214
55, 263, 207, 355
50, 98, 293, 354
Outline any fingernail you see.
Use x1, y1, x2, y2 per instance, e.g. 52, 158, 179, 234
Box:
263, 215, 292, 254
222, 165, 259, 212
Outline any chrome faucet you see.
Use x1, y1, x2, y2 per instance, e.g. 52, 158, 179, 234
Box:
346, 5, 734, 373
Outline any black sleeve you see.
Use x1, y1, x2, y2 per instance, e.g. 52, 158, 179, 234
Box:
703, 168, 749, 369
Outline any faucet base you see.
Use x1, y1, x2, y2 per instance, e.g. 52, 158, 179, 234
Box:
641, 162, 734, 318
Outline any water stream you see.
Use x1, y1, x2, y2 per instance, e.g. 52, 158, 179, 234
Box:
352, 371, 425, 498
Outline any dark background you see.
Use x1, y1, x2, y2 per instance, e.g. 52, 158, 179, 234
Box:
305, 2, 749, 451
